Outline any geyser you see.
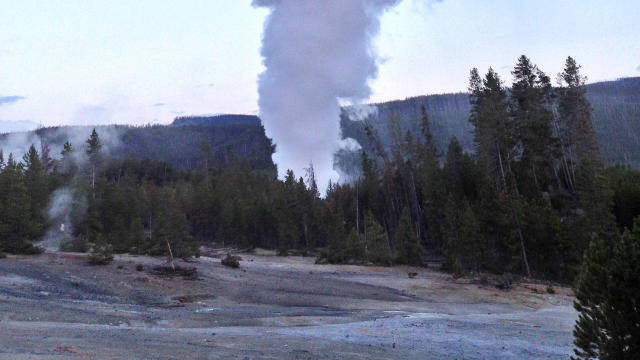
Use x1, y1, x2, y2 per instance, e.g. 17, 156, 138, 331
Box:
253, 0, 405, 192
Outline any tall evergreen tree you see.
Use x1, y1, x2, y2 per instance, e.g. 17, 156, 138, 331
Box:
393, 208, 423, 265
510, 55, 557, 195
572, 217, 640, 359
0, 154, 40, 253
22, 144, 47, 237
469, 67, 532, 276
86, 128, 102, 190
364, 210, 391, 265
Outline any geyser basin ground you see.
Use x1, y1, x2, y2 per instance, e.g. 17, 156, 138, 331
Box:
0, 251, 576, 359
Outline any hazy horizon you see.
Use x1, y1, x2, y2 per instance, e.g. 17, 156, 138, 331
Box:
0, 0, 638, 129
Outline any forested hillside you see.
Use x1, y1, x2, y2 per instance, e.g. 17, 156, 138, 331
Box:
338, 76, 640, 177
0, 114, 276, 175
1, 59, 638, 284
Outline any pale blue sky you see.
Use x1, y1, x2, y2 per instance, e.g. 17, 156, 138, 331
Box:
0, 0, 638, 127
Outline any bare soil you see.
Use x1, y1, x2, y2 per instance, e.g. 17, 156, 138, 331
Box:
0, 249, 577, 359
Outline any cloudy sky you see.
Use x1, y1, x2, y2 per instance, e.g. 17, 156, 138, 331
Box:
0, 0, 638, 128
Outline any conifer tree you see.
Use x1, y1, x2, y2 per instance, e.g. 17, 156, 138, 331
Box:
572, 217, 640, 359
418, 105, 444, 248
509, 55, 556, 195
365, 211, 391, 265
557, 57, 617, 244
393, 208, 423, 265
86, 129, 102, 190
344, 227, 366, 262
469, 67, 532, 276
22, 144, 46, 237
0, 154, 39, 253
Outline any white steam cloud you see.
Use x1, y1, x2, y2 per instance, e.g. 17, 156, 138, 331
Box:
344, 104, 379, 122
253, 0, 405, 191
39, 187, 84, 251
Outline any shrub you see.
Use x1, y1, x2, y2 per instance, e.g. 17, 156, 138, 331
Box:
88, 236, 114, 265
546, 283, 555, 294
221, 253, 240, 268
393, 209, 423, 266
451, 259, 466, 279
136, 264, 144, 271
496, 273, 516, 290
59, 236, 89, 253
0, 251, 6, 259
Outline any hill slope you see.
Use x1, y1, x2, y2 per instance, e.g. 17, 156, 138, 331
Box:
339, 77, 640, 175
0, 114, 276, 175
0, 79, 636, 177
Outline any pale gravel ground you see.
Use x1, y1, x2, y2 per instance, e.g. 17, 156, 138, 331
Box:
0, 250, 577, 359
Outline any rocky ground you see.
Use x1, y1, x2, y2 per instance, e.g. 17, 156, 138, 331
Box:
0, 249, 577, 359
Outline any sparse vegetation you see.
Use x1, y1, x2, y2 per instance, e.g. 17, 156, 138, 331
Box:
221, 253, 240, 268
546, 283, 555, 294
150, 265, 198, 280
136, 264, 144, 271
88, 236, 114, 265
59, 235, 89, 253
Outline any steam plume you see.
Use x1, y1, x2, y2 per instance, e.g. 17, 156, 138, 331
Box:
253, 0, 403, 191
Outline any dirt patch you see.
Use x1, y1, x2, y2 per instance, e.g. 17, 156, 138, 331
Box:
150, 265, 198, 280
0, 250, 577, 359
172, 294, 216, 303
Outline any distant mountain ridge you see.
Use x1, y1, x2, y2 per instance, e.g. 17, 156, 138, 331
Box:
0, 77, 637, 177
172, 114, 261, 127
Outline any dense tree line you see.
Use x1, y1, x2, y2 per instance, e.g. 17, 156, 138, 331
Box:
338, 76, 640, 177
0, 56, 638, 285
324, 56, 636, 282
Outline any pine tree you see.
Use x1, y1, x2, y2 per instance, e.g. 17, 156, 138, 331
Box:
0, 154, 40, 254
557, 57, 601, 173
393, 208, 423, 265
509, 55, 556, 195
469, 67, 532, 276
572, 217, 640, 359
469, 67, 514, 192
557, 57, 617, 244
344, 227, 366, 263
418, 105, 444, 249
442, 195, 484, 274
59, 141, 78, 177
22, 144, 47, 238
365, 211, 391, 265
86, 129, 102, 190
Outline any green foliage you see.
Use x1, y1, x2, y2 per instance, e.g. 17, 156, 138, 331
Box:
59, 235, 89, 253
88, 235, 114, 265
0, 58, 631, 294
336, 77, 640, 175
364, 211, 391, 265
221, 253, 240, 268
572, 217, 640, 359
606, 166, 640, 230
393, 208, 423, 265
546, 283, 555, 294
441, 195, 484, 273
318, 227, 366, 265
0, 154, 42, 254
